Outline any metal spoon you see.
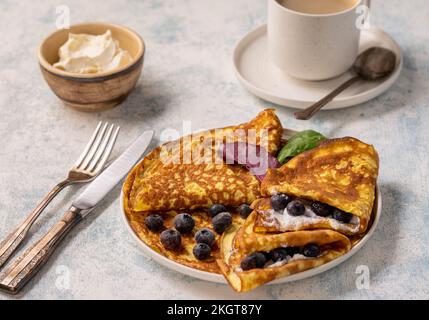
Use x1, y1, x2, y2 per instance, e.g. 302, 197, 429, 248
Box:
294, 47, 396, 120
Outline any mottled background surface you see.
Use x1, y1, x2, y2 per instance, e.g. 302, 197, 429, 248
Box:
0, 0, 427, 299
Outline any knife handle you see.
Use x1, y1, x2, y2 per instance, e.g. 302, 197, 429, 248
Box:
0, 206, 82, 294
0, 180, 71, 268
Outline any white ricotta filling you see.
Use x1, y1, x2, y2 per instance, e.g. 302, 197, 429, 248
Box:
261, 201, 360, 233
235, 252, 324, 272
266, 253, 314, 268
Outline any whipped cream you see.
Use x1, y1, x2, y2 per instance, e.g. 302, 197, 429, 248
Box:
261, 201, 360, 234
53, 30, 133, 74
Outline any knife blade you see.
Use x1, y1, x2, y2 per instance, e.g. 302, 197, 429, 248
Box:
73, 129, 154, 213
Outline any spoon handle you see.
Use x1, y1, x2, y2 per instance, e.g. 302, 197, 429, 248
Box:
294, 76, 361, 120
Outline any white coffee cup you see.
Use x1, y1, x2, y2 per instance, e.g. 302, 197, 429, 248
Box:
268, 0, 367, 81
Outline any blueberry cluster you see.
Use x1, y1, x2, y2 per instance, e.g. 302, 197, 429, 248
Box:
240, 244, 321, 271
208, 204, 233, 233
144, 203, 253, 261
270, 194, 353, 223
193, 228, 215, 260
193, 203, 252, 260
144, 212, 197, 252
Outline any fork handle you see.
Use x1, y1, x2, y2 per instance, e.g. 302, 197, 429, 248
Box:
0, 206, 82, 294
0, 180, 71, 268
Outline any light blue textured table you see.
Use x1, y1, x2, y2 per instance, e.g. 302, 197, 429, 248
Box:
0, 0, 427, 299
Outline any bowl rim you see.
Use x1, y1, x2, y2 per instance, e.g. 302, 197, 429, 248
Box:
38, 22, 145, 80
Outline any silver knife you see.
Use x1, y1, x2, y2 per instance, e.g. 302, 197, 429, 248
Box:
0, 130, 154, 294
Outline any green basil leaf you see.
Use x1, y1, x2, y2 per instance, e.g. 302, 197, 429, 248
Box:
277, 130, 326, 164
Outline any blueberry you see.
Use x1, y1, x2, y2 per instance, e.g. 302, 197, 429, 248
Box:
195, 228, 216, 248
173, 213, 195, 234
237, 204, 253, 219
332, 209, 353, 223
286, 247, 301, 257
270, 194, 292, 211
144, 214, 164, 232
209, 204, 227, 218
271, 248, 289, 262
193, 243, 212, 260
311, 201, 332, 217
302, 244, 320, 257
240, 252, 267, 271
287, 200, 305, 216
262, 251, 272, 262
212, 212, 232, 234
160, 229, 181, 251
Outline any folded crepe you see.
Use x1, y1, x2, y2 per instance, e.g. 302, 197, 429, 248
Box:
217, 201, 351, 292
256, 137, 379, 235
124, 109, 283, 213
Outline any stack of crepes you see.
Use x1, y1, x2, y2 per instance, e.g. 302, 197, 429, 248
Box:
123, 109, 284, 272
217, 137, 379, 292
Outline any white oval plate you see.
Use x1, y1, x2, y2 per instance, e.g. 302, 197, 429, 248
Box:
121, 173, 381, 285
233, 25, 403, 109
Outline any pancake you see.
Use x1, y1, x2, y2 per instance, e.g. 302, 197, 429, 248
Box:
125, 109, 283, 212
122, 109, 282, 273
256, 137, 379, 235
217, 206, 351, 292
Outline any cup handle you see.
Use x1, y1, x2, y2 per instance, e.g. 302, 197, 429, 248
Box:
360, 0, 372, 29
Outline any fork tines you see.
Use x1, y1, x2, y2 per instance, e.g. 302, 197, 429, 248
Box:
74, 122, 120, 174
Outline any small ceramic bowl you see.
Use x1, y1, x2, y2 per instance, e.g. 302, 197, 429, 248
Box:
38, 23, 145, 112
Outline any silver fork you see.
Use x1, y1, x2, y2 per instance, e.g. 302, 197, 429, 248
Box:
0, 122, 120, 268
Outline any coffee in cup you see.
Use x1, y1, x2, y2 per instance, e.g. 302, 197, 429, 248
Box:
277, 0, 359, 15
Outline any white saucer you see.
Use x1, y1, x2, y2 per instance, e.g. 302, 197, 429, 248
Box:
233, 25, 403, 109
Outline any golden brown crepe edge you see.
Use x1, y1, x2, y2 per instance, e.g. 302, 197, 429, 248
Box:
127, 108, 283, 212
217, 211, 352, 292
260, 137, 379, 234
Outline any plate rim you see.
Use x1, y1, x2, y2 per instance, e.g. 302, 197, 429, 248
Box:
120, 176, 382, 286
232, 24, 403, 109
